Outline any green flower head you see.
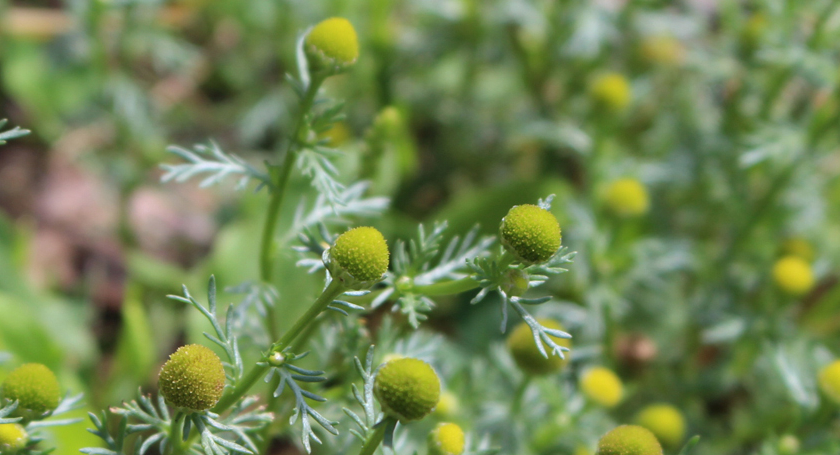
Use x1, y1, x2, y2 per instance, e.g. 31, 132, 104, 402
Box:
635, 404, 685, 448
1, 363, 61, 421
305, 17, 359, 73
374, 357, 440, 422
507, 318, 571, 376
597, 425, 663, 455
429, 422, 465, 455
158, 344, 226, 411
326, 226, 390, 290
500, 204, 562, 265
0, 423, 27, 453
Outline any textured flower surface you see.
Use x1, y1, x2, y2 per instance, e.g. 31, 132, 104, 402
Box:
374, 357, 440, 421
636, 404, 685, 448
158, 344, 226, 411
581, 367, 624, 407
0, 423, 27, 452
597, 425, 663, 455
1, 363, 61, 419
306, 17, 359, 65
428, 422, 465, 455
500, 204, 562, 264
772, 256, 814, 295
605, 178, 649, 217
329, 226, 390, 287
507, 318, 571, 375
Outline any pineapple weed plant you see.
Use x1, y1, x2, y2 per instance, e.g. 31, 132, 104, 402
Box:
2, 0, 840, 455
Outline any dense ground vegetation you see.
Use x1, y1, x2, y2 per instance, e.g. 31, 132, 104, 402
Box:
1, 1, 840, 454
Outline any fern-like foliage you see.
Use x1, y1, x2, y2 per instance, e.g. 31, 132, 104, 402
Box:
0, 119, 30, 145
343, 346, 381, 442
162, 141, 272, 190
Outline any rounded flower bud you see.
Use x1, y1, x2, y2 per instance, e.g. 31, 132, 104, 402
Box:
777, 434, 799, 455
433, 390, 460, 418
818, 360, 840, 405
589, 73, 632, 112
374, 357, 440, 422
500, 204, 562, 265
305, 17, 359, 73
507, 318, 571, 376
0, 423, 27, 453
772, 256, 814, 296
597, 425, 663, 455
1, 363, 61, 420
158, 344, 226, 411
605, 178, 649, 217
428, 422, 465, 455
635, 404, 685, 448
580, 367, 623, 407
325, 227, 390, 290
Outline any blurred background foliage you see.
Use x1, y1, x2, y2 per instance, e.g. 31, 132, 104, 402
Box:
1, 0, 840, 454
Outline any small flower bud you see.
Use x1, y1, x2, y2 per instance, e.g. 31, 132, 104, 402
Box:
580, 367, 623, 408
777, 434, 799, 455
635, 404, 685, 448
589, 73, 632, 113
429, 422, 465, 455
325, 227, 390, 290
605, 178, 649, 217
158, 344, 226, 411
0, 363, 61, 421
772, 256, 814, 296
597, 425, 663, 455
507, 318, 571, 376
305, 17, 359, 74
433, 390, 460, 418
818, 360, 840, 405
374, 357, 440, 422
0, 424, 27, 453
500, 204, 562, 265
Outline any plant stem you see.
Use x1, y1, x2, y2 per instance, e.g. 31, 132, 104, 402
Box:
212, 279, 346, 414
357, 421, 388, 455
170, 411, 187, 454
413, 277, 480, 296
258, 73, 327, 339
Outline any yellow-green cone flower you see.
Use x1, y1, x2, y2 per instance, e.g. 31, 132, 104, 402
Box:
326, 226, 390, 290
428, 422, 465, 455
158, 344, 226, 411
597, 425, 663, 455
818, 360, 840, 405
772, 256, 814, 296
635, 404, 685, 448
0, 423, 27, 453
507, 318, 571, 375
605, 178, 649, 217
1, 363, 61, 421
589, 73, 632, 112
305, 17, 359, 73
374, 358, 440, 422
580, 367, 623, 407
500, 204, 562, 265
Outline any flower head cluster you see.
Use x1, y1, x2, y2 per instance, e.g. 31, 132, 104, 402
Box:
158, 344, 226, 411
500, 204, 562, 265
325, 226, 390, 290
772, 256, 814, 296
373, 357, 440, 422
0, 363, 61, 421
635, 404, 685, 448
597, 425, 663, 455
507, 318, 571, 375
605, 178, 649, 217
305, 17, 359, 74
0, 423, 27, 453
580, 367, 623, 407
428, 422, 465, 455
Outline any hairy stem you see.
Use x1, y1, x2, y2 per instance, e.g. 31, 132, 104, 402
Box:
412, 277, 480, 296
169, 411, 187, 454
258, 73, 327, 339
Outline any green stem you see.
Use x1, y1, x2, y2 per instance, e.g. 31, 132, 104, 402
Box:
170, 412, 187, 454
357, 422, 388, 455
212, 279, 346, 414
258, 73, 327, 339
413, 277, 480, 296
